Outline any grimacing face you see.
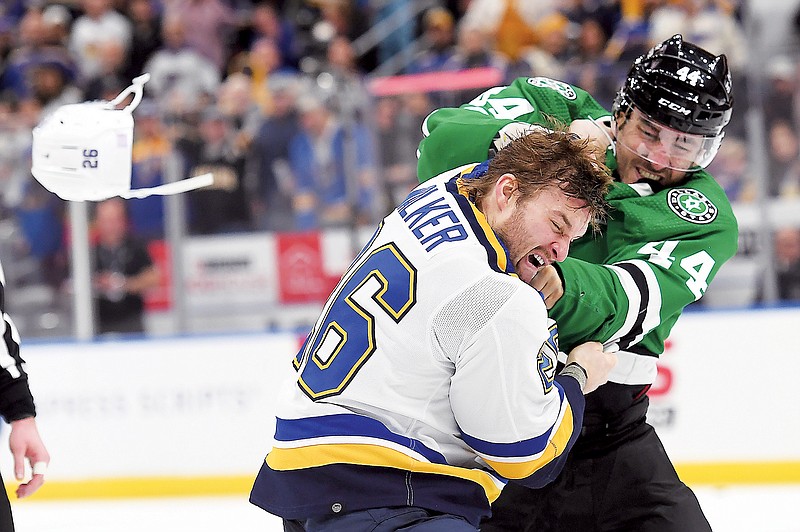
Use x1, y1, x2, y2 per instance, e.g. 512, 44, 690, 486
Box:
614, 107, 710, 188
493, 184, 591, 285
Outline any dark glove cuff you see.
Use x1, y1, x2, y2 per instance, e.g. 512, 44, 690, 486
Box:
559, 362, 588, 392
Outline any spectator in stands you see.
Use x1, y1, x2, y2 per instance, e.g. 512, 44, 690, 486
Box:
229, 37, 298, 115
0, 1, 25, 25
92, 198, 159, 335
28, 61, 82, 120
602, 0, 656, 64
705, 136, 754, 202
764, 55, 798, 131
407, 7, 456, 74
560, 0, 621, 41
399, 90, 435, 148
0, 98, 34, 217
309, 0, 374, 72
374, 0, 414, 66
564, 18, 620, 109
164, 0, 239, 73
68, 0, 133, 84
15, 178, 67, 290
40, 3, 72, 47
0, 18, 15, 65
178, 106, 251, 235
441, 23, 509, 108
521, 12, 571, 80
129, 99, 170, 241
767, 119, 800, 198
245, 1, 299, 70
1, 9, 76, 101
373, 95, 418, 211
143, 14, 220, 113
246, 74, 301, 232
81, 39, 129, 101
124, 0, 163, 83
444, 23, 507, 73
215, 72, 264, 155
459, 0, 550, 63
317, 35, 371, 121
288, 92, 377, 230
774, 227, 800, 302
648, 0, 747, 74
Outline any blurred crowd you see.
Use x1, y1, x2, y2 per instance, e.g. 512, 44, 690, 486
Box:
0, 0, 799, 317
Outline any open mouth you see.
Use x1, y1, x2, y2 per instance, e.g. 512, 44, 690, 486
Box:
639, 168, 661, 181
634, 168, 668, 191
528, 252, 546, 269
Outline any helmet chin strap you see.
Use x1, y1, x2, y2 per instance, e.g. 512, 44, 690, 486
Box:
119, 172, 215, 199
107, 73, 150, 112
588, 115, 616, 157
111, 73, 214, 199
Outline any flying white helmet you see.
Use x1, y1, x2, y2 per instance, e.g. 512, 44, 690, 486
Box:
31, 74, 213, 201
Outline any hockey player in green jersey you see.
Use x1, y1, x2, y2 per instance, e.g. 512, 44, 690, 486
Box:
417, 34, 736, 531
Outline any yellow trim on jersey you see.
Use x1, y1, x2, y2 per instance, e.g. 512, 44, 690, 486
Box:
481, 403, 574, 479
8, 461, 800, 501
5, 475, 254, 501
676, 461, 800, 486
454, 175, 513, 276
266, 443, 504, 502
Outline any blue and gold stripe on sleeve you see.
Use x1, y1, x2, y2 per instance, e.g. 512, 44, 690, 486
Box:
459, 383, 575, 480
266, 414, 505, 502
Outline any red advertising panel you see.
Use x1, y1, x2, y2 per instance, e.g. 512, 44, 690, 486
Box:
276, 232, 341, 304
145, 240, 171, 311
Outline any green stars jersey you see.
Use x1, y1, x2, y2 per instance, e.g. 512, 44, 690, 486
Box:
417, 77, 739, 386
418, 77, 609, 182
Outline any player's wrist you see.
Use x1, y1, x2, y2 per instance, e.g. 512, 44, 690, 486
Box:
559, 362, 588, 392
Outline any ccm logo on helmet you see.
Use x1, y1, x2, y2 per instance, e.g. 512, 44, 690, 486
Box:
658, 98, 691, 116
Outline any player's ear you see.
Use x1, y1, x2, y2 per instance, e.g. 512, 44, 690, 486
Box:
612, 112, 624, 136
495, 173, 517, 212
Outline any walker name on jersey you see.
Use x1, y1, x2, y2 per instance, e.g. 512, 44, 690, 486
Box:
398, 184, 468, 252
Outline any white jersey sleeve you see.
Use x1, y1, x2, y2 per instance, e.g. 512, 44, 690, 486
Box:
440, 273, 577, 482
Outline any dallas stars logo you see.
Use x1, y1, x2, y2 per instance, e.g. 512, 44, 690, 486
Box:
667, 188, 718, 224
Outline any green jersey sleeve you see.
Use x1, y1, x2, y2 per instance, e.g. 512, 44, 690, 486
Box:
417, 77, 611, 181
551, 173, 739, 355
416, 76, 739, 371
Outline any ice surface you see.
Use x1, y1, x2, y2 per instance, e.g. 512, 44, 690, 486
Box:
10, 485, 800, 531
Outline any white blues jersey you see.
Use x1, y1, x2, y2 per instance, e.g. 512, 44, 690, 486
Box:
250, 164, 586, 526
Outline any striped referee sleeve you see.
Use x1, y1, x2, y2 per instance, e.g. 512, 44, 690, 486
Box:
0, 260, 36, 422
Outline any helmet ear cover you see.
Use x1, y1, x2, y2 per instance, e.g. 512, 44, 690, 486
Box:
612, 34, 733, 139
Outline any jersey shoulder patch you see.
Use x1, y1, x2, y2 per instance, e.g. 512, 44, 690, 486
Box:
525, 77, 577, 100
666, 188, 718, 224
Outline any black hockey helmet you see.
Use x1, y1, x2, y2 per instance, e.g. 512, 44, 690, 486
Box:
613, 34, 733, 138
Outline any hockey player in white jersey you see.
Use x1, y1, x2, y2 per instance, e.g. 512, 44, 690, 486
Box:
250, 130, 618, 531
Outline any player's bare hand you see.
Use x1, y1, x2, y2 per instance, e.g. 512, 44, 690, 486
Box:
9, 416, 50, 499
569, 118, 614, 161
530, 265, 563, 309
564, 341, 617, 394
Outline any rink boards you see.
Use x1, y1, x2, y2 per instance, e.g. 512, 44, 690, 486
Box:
3, 306, 799, 500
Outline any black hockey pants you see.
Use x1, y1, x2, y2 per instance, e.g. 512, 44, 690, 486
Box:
0, 468, 15, 532
480, 422, 711, 532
